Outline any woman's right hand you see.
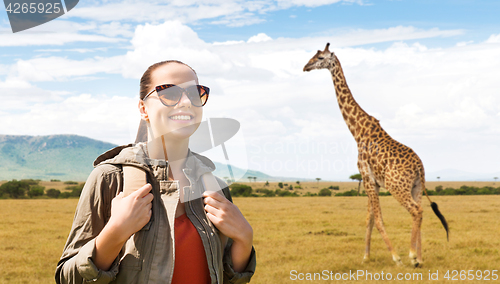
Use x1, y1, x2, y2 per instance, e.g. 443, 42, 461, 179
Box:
95, 183, 153, 271
107, 183, 154, 242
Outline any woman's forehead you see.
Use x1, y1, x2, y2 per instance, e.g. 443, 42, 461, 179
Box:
151, 63, 198, 86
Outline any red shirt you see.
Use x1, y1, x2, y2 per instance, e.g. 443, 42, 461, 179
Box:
171, 213, 211, 284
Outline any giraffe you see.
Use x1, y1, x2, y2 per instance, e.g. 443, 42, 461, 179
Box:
303, 43, 448, 267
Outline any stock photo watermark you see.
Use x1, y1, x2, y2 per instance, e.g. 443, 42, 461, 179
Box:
290, 269, 499, 281
3, 0, 79, 32
248, 139, 359, 176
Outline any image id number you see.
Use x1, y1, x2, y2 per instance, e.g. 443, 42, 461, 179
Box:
6, 2, 62, 14
444, 270, 498, 281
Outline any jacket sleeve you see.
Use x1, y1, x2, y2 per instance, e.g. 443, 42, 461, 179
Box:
215, 177, 257, 284
55, 165, 122, 284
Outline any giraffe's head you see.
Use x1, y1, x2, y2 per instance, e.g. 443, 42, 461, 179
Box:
303, 43, 337, 72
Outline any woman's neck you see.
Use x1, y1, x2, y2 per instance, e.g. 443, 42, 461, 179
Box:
147, 132, 190, 177
148, 134, 188, 157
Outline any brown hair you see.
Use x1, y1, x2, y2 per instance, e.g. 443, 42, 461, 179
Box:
139, 60, 198, 100
135, 60, 198, 143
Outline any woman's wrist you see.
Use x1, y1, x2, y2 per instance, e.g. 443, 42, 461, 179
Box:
229, 225, 253, 273
232, 224, 253, 250
94, 221, 129, 271
101, 218, 130, 244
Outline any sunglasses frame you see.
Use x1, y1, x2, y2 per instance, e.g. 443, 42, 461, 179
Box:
143, 84, 209, 107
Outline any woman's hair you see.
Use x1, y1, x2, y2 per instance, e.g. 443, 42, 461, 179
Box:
139, 60, 197, 100
135, 60, 198, 143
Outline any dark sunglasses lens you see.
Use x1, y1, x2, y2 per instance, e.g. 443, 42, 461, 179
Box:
157, 86, 183, 106
186, 85, 205, 107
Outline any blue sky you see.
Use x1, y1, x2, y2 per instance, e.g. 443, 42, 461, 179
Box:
1, 0, 500, 180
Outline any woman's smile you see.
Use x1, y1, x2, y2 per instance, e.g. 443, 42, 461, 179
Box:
169, 112, 195, 122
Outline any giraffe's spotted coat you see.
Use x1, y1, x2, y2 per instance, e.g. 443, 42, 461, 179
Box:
303, 43, 441, 267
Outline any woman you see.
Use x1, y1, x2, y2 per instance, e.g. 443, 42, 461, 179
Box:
55, 60, 256, 283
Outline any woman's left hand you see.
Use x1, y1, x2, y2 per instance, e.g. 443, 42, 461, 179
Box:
203, 190, 253, 246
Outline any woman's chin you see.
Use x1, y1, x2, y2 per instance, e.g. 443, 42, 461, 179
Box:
163, 124, 199, 140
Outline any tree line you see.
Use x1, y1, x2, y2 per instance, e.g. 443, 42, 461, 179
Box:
229, 182, 500, 198
2, 179, 498, 199
0, 179, 84, 199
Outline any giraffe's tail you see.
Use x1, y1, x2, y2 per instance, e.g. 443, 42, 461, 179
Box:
424, 188, 449, 242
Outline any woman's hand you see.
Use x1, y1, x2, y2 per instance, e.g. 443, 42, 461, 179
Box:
107, 183, 154, 241
95, 183, 153, 271
203, 190, 253, 272
202, 190, 253, 244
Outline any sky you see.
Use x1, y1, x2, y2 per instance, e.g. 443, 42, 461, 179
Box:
1, 0, 500, 181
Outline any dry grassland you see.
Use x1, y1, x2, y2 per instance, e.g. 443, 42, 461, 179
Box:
1, 195, 499, 283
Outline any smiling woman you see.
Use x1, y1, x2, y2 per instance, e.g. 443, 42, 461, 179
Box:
55, 60, 256, 284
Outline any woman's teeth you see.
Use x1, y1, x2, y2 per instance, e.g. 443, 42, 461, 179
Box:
170, 115, 192, 120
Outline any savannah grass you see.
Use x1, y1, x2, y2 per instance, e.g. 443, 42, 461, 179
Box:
1, 195, 499, 283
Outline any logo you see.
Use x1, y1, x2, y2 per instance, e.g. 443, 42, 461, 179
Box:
3, 0, 79, 33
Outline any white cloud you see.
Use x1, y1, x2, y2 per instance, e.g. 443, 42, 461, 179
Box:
69, 1, 247, 24
93, 21, 134, 38
34, 47, 109, 53
212, 40, 245, 46
0, 73, 33, 89
65, 0, 362, 27
0, 20, 125, 46
247, 33, 272, 43
486, 33, 500, 43
275, 0, 352, 9
317, 26, 464, 47
456, 40, 473, 47
0, 64, 10, 76
121, 21, 230, 79
11, 56, 124, 82
0, 31, 122, 46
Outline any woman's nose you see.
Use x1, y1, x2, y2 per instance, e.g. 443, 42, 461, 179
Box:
177, 91, 191, 107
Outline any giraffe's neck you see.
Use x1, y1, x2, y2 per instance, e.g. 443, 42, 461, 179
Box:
329, 60, 374, 143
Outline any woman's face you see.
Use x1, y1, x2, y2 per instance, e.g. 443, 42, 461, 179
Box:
139, 63, 203, 141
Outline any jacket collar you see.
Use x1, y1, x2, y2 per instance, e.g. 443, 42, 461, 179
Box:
93, 142, 216, 181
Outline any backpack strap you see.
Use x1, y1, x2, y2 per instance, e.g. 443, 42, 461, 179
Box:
122, 165, 147, 196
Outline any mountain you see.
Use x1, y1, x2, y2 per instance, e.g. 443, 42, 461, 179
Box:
211, 162, 312, 182
0, 134, 297, 182
0, 134, 117, 181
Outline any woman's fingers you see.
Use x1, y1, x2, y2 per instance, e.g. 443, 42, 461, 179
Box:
204, 203, 222, 219
132, 183, 152, 199
203, 190, 226, 202
203, 196, 224, 210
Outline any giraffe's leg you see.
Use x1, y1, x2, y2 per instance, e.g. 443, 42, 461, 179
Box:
413, 178, 424, 265
388, 177, 424, 267
417, 226, 422, 264
363, 197, 375, 263
365, 182, 402, 266
408, 204, 423, 267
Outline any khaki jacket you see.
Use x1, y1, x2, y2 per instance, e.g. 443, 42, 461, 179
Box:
55, 143, 256, 284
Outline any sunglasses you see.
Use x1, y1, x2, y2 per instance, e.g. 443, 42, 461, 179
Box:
143, 84, 209, 107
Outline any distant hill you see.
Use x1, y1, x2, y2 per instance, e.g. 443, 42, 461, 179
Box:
211, 162, 311, 183
0, 134, 302, 182
0, 134, 117, 181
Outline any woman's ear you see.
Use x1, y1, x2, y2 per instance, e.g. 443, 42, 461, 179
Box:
138, 100, 149, 121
